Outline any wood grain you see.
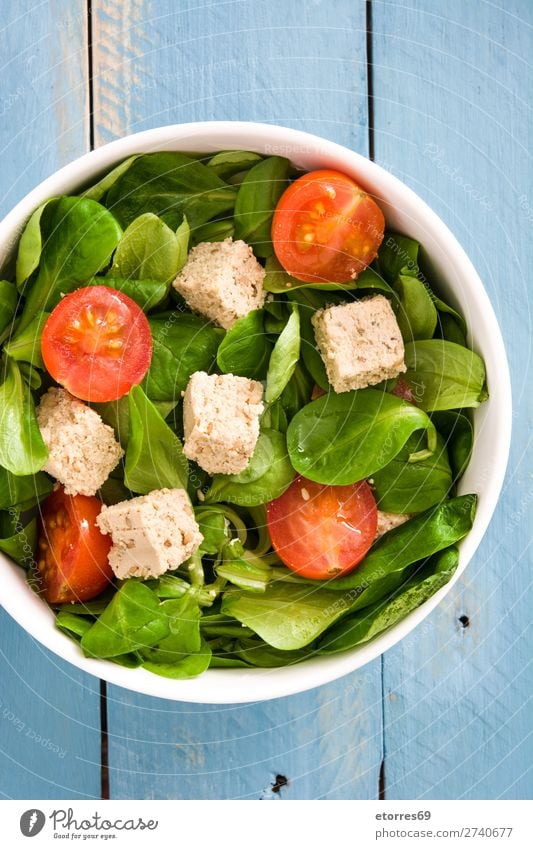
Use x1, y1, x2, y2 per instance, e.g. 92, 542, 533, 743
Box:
371, 0, 532, 799
0, 1, 101, 799
91, 0, 384, 800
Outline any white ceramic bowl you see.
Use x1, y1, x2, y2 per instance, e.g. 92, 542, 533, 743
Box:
0, 122, 512, 703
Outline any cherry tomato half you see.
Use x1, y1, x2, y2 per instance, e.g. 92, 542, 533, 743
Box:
272, 169, 385, 283
41, 285, 152, 402
36, 486, 113, 603
266, 476, 377, 580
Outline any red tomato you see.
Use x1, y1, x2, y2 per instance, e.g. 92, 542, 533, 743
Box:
272, 169, 385, 283
36, 487, 113, 603
266, 476, 377, 579
41, 285, 152, 402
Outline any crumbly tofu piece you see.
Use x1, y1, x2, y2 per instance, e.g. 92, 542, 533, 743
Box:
183, 371, 264, 475
312, 295, 406, 393
96, 488, 203, 580
376, 510, 411, 538
36, 388, 123, 496
172, 237, 266, 329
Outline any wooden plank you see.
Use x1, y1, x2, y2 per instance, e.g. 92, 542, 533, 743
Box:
0, 1, 102, 799
91, 0, 384, 799
371, 0, 533, 799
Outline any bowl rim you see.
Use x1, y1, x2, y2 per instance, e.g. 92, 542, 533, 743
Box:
0, 121, 512, 703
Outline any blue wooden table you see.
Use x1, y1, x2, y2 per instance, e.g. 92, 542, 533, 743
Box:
0, 0, 531, 801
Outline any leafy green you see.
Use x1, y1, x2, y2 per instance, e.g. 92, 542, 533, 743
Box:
377, 232, 420, 283
394, 274, 437, 342
287, 389, 437, 485
404, 340, 488, 411
55, 611, 94, 641
194, 507, 230, 555
0, 280, 17, 337
143, 314, 223, 402
4, 312, 49, 369
205, 429, 294, 507
0, 357, 48, 475
105, 152, 238, 230
81, 581, 170, 658
17, 197, 122, 332
216, 309, 272, 379
279, 361, 314, 420
15, 199, 57, 288
0, 465, 52, 511
371, 432, 452, 513
206, 150, 263, 180
217, 539, 273, 592
436, 312, 468, 346
124, 385, 189, 494
86, 277, 168, 312
233, 156, 290, 257
81, 155, 139, 201
263, 255, 391, 294
191, 218, 234, 245
265, 305, 300, 404
318, 547, 460, 653
431, 411, 473, 482
108, 212, 188, 285
0, 511, 37, 566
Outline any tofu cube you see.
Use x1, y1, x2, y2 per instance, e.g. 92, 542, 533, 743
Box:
172, 237, 266, 329
36, 388, 123, 496
96, 488, 203, 580
183, 371, 264, 475
312, 295, 406, 393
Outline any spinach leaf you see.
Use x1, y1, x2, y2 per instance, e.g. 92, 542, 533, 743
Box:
217, 539, 273, 592
371, 432, 452, 513
206, 150, 263, 180
260, 399, 288, 433
216, 309, 272, 379
205, 429, 295, 507
431, 410, 473, 482
55, 611, 94, 641
229, 638, 311, 667
393, 274, 437, 342
221, 581, 349, 650
17, 197, 122, 332
194, 506, 230, 555
105, 152, 238, 230
436, 312, 468, 347
4, 312, 49, 369
0, 280, 17, 337
233, 156, 290, 257
0, 358, 48, 475
263, 255, 391, 294
191, 218, 234, 245
318, 546, 459, 653
140, 595, 209, 678
81, 155, 139, 201
377, 232, 420, 283
124, 385, 189, 494
404, 340, 488, 411
265, 305, 300, 403
108, 212, 188, 285
142, 641, 212, 679
279, 361, 314, 420
86, 277, 168, 313
15, 199, 57, 288
0, 465, 52, 511
287, 389, 437, 485
0, 511, 37, 566
81, 581, 170, 658
329, 494, 476, 608
143, 314, 223, 402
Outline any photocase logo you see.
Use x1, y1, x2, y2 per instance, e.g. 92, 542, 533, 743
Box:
20, 809, 46, 837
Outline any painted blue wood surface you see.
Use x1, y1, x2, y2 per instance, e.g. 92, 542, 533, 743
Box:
0, 0, 531, 801
371, 0, 532, 799
0, 1, 102, 799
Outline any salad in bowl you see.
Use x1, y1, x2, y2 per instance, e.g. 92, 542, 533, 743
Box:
0, 123, 509, 702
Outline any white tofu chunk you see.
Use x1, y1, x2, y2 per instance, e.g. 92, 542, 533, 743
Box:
96, 488, 203, 580
376, 510, 411, 538
172, 237, 266, 329
36, 388, 123, 496
312, 295, 406, 393
183, 371, 264, 475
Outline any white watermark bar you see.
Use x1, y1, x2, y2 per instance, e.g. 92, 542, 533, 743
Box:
2, 799, 529, 848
